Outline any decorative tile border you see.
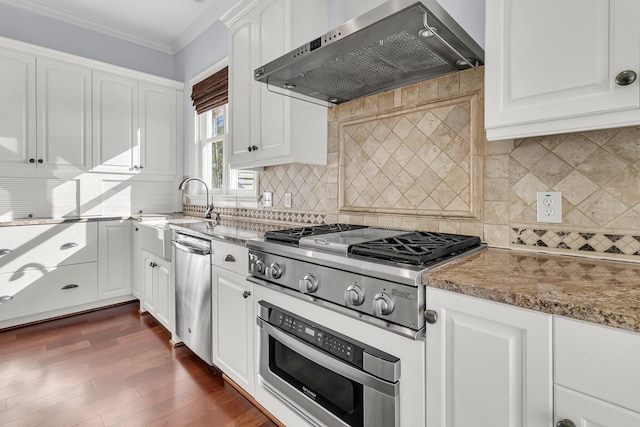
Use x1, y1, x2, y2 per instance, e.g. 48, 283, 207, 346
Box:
183, 205, 326, 225
512, 228, 640, 257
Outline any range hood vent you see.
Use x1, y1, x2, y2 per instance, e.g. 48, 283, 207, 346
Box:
254, 0, 484, 106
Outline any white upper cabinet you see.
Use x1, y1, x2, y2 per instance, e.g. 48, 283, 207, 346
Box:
0, 47, 36, 168
37, 58, 92, 170
93, 73, 178, 174
223, 0, 328, 170
92, 71, 139, 173
138, 82, 177, 175
485, 0, 640, 140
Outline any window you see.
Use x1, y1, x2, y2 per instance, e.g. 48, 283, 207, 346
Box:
190, 61, 258, 206
197, 105, 256, 195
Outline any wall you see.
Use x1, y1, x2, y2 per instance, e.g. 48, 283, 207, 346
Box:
173, 21, 229, 175
253, 67, 640, 263
0, 2, 175, 79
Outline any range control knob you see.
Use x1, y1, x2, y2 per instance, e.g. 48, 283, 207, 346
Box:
269, 263, 284, 279
254, 259, 266, 275
344, 284, 365, 306
299, 274, 318, 294
373, 292, 395, 316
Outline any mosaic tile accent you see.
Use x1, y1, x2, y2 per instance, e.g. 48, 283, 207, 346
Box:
512, 228, 640, 257
339, 94, 481, 218
183, 204, 326, 225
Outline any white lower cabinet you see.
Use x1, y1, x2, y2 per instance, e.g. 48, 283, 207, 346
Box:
131, 223, 141, 298
140, 249, 172, 331
555, 385, 640, 427
211, 240, 254, 395
0, 262, 98, 322
425, 288, 553, 427
554, 317, 640, 425
97, 220, 131, 299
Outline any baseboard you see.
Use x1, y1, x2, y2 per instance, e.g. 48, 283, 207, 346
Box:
222, 373, 285, 427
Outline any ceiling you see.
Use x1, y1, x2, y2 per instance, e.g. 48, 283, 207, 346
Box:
0, 0, 237, 54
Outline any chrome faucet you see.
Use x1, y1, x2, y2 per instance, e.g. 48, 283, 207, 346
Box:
178, 177, 215, 220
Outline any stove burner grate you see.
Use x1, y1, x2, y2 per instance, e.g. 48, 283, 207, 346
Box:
349, 231, 481, 265
264, 223, 367, 245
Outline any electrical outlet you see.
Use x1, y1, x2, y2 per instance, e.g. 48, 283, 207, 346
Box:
536, 192, 562, 223
263, 191, 272, 208
284, 192, 292, 208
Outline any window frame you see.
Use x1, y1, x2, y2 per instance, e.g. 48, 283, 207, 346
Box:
187, 58, 259, 209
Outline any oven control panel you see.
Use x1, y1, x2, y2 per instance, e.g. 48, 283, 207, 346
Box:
269, 307, 364, 367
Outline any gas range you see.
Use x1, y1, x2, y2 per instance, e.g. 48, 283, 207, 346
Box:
246, 224, 485, 338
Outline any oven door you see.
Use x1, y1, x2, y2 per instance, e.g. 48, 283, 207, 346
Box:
257, 304, 399, 427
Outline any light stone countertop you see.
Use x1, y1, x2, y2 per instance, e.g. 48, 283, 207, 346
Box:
423, 248, 640, 333
0, 214, 262, 245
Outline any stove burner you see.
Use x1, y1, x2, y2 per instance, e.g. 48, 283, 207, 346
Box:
264, 223, 367, 245
349, 231, 481, 265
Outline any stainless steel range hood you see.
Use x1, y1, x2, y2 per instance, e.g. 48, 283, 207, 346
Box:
254, 0, 484, 105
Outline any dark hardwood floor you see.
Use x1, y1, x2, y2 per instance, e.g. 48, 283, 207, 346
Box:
0, 302, 277, 427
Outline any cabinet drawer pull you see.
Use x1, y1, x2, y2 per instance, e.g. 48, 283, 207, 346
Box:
556, 420, 576, 427
224, 254, 236, 262
616, 70, 637, 86
425, 310, 439, 324
61, 284, 79, 290
0, 295, 14, 302
0, 249, 13, 256
60, 242, 78, 250
242, 290, 251, 299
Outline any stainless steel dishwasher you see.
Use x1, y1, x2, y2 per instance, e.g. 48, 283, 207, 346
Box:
172, 231, 213, 365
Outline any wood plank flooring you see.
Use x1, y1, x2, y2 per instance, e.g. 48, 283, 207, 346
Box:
0, 302, 277, 427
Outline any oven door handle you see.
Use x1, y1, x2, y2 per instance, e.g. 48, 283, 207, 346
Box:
257, 317, 399, 397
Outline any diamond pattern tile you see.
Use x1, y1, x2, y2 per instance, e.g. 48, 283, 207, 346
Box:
340, 98, 474, 215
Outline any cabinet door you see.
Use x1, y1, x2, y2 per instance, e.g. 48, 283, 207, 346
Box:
255, 0, 288, 160
36, 58, 92, 170
425, 288, 553, 427
138, 82, 176, 175
0, 47, 36, 168
92, 71, 139, 172
555, 386, 640, 427
154, 256, 172, 331
97, 220, 132, 299
486, 0, 640, 139
131, 224, 141, 298
140, 249, 156, 313
212, 268, 254, 395
229, 12, 257, 163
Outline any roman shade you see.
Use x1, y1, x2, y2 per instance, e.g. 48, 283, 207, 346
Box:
191, 66, 228, 114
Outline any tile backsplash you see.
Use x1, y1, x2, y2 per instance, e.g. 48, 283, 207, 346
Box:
233, 67, 640, 262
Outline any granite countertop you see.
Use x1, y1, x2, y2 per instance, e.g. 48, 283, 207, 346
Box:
423, 248, 640, 333
0, 213, 181, 227
168, 222, 262, 245
0, 214, 262, 245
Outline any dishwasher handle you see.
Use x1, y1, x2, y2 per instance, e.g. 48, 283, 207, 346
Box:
173, 241, 211, 256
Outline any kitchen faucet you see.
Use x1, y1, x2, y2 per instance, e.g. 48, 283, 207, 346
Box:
178, 177, 216, 220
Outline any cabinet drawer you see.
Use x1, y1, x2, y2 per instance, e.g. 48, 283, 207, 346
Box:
211, 240, 248, 276
0, 262, 98, 321
555, 316, 640, 412
0, 222, 97, 274
555, 385, 640, 426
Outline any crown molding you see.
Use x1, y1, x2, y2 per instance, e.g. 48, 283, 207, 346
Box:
0, 0, 237, 54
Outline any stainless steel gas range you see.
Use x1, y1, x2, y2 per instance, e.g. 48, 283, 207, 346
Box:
247, 224, 485, 427
247, 224, 484, 339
